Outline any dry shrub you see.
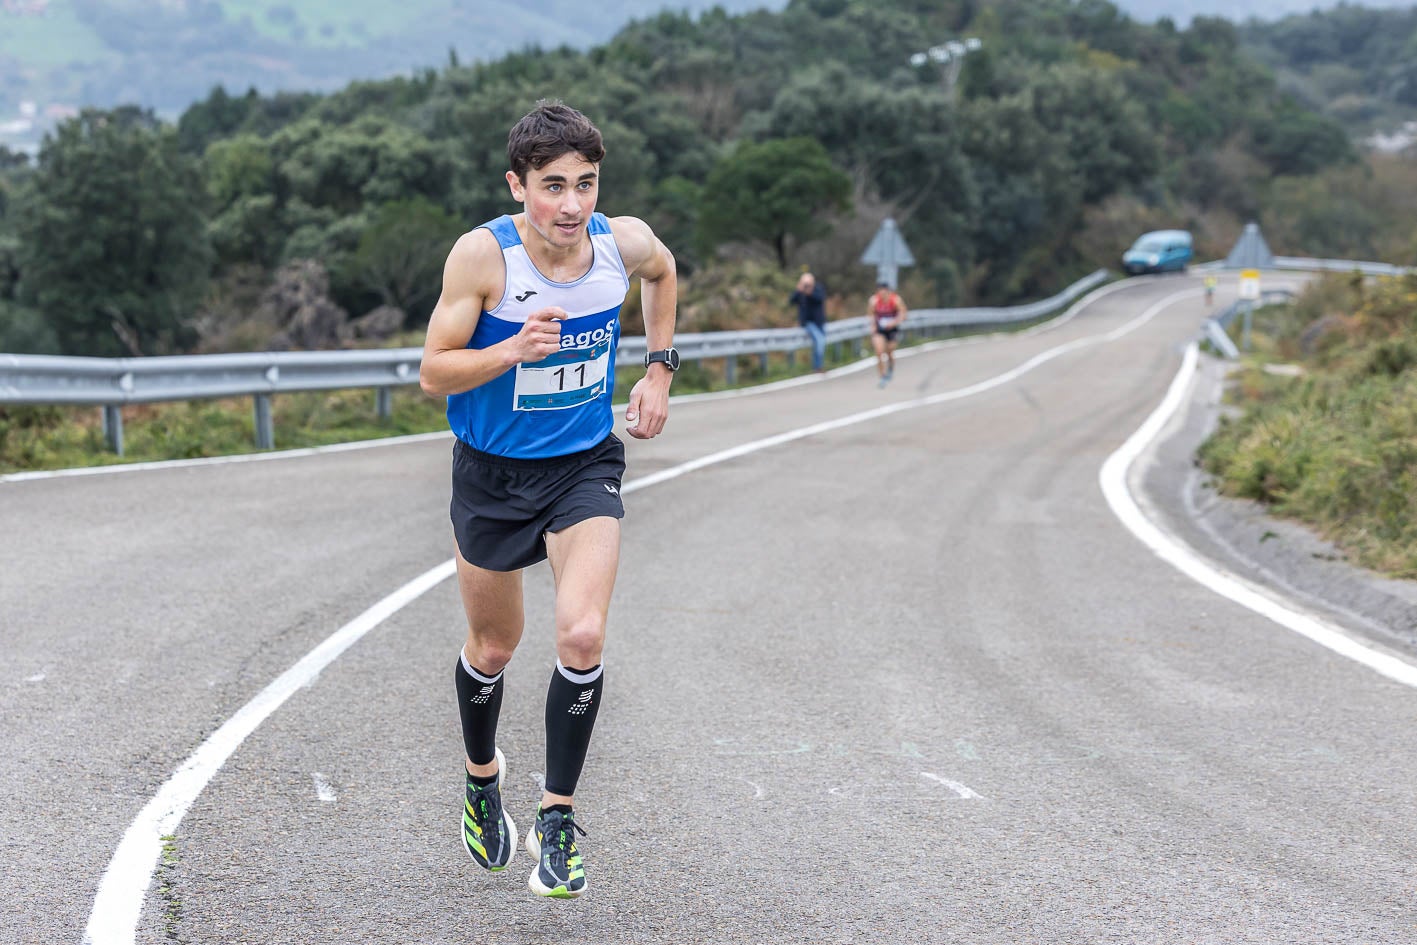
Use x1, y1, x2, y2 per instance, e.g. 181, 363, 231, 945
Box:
189, 265, 278, 353
676, 260, 798, 332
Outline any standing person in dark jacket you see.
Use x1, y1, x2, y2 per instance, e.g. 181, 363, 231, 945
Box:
789, 270, 828, 373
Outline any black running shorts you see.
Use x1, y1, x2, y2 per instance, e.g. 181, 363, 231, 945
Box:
875, 325, 900, 343
450, 434, 626, 572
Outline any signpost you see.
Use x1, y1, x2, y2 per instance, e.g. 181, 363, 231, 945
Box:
1238, 268, 1261, 351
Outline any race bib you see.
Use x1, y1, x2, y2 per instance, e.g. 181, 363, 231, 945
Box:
513, 338, 611, 411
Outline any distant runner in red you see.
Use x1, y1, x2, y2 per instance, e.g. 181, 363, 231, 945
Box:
868, 281, 907, 387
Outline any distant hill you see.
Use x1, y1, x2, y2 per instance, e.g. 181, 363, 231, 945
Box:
4, 0, 1414, 154
0, 0, 781, 149
1240, 3, 1417, 146
1119, 0, 1415, 23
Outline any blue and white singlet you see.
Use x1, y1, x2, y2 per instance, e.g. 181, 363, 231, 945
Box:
446, 212, 629, 459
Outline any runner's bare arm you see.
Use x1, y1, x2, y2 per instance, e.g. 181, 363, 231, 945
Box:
420, 230, 565, 397
611, 216, 677, 439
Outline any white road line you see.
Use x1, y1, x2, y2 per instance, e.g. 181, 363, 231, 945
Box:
311, 773, 337, 804
1099, 343, 1417, 690
921, 772, 983, 800
0, 431, 456, 484
82, 561, 454, 945
81, 283, 1191, 944
737, 777, 766, 800
626, 288, 1198, 495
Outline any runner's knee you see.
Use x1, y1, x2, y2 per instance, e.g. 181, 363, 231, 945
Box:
464, 638, 517, 674
556, 611, 606, 665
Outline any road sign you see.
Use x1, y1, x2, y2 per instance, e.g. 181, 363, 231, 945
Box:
1239, 268, 1261, 301
861, 217, 915, 288
1225, 222, 1275, 270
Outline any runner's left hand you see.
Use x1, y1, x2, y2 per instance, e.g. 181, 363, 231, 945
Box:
625, 370, 671, 439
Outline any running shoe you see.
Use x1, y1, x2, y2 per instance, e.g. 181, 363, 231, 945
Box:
462, 747, 516, 871
525, 807, 588, 899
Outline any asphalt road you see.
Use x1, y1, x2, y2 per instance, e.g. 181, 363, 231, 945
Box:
3, 273, 1415, 944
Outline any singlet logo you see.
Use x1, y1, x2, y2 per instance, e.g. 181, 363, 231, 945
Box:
560, 316, 619, 350
515, 289, 538, 302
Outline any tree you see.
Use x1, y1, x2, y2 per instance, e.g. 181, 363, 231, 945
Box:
697, 137, 852, 268
1250, 99, 1355, 177
204, 133, 280, 268
272, 116, 453, 216
347, 197, 464, 321
13, 109, 212, 356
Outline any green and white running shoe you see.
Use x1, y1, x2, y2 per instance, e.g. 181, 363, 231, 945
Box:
462, 747, 516, 871
525, 807, 588, 899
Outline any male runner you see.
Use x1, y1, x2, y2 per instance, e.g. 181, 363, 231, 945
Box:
419, 100, 678, 899
868, 281, 907, 387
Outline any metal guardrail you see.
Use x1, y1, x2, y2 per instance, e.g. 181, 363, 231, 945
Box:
0, 269, 1110, 455
1204, 289, 1296, 359
1273, 256, 1412, 277
1198, 254, 1414, 358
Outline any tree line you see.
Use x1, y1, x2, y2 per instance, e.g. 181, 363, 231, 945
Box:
0, 0, 1394, 359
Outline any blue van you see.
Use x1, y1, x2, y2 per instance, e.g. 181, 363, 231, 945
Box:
1122, 230, 1193, 274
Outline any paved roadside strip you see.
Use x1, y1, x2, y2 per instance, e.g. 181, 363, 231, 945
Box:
1132, 340, 1417, 663
1102, 343, 1417, 689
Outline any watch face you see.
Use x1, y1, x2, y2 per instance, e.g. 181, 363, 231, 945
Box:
667, 348, 681, 371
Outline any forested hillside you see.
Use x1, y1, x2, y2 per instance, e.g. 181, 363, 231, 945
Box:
2, 0, 1410, 360
1240, 4, 1417, 139
0, 0, 776, 120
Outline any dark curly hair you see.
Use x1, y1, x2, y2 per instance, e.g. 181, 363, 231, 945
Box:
507, 100, 605, 182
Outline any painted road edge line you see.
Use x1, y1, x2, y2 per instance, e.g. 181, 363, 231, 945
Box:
921, 772, 984, 800
1098, 342, 1417, 690
83, 285, 1192, 944
81, 559, 455, 944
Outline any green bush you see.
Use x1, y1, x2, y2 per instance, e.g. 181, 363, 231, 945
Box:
1201, 274, 1417, 577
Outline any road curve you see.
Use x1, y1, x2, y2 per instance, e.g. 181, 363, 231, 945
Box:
3, 273, 1415, 944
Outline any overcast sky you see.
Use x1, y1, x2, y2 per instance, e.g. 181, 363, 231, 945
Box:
1114, 0, 1416, 23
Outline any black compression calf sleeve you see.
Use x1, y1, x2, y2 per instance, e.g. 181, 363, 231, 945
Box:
454, 652, 504, 768
544, 661, 604, 796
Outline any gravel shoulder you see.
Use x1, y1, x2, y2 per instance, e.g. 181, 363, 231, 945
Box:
1139, 350, 1417, 657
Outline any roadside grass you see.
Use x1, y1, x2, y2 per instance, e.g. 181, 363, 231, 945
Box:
1199, 272, 1417, 578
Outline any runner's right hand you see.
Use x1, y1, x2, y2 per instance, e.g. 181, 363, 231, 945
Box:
509, 307, 566, 363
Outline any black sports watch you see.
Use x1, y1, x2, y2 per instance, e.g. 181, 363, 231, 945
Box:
644, 347, 681, 372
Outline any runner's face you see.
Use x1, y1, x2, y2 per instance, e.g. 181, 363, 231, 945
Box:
507, 153, 599, 249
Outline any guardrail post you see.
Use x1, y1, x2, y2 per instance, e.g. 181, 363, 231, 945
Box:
724, 356, 737, 385
758, 353, 768, 376
101, 405, 124, 456
253, 394, 274, 450
376, 386, 392, 421
1204, 320, 1240, 359
786, 349, 796, 370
